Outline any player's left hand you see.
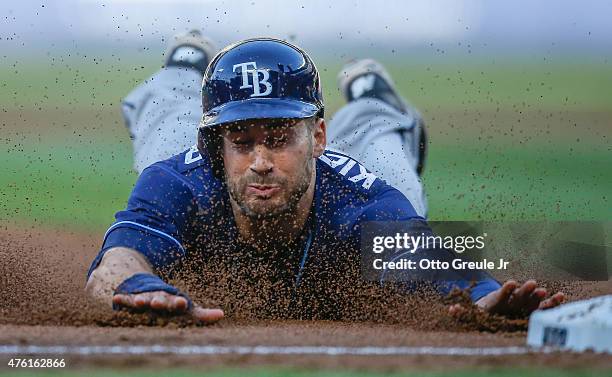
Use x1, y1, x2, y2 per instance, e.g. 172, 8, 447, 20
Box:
448, 280, 565, 317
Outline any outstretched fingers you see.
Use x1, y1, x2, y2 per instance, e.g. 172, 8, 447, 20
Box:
112, 293, 134, 308
170, 296, 189, 312
113, 291, 189, 313
191, 307, 225, 324
512, 280, 537, 300
133, 293, 152, 308
481, 280, 518, 312
112, 291, 223, 324
448, 303, 466, 317
149, 293, 169, 310
538, 292, 565, 310
509, 280, 544, 314
453, 280, 566, 318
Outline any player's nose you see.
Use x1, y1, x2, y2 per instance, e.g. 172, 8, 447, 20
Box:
249, 145, 274, 175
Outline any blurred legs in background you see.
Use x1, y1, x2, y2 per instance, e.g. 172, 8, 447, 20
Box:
330, 59, 428, 216
121, 30, 214, 173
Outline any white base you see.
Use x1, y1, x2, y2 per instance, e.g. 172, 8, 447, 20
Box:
527, 294, 612, 353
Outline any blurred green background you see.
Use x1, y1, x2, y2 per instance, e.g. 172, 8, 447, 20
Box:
1, 56, 610, 232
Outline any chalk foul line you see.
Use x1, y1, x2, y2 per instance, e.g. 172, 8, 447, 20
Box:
0, 344, 556, 356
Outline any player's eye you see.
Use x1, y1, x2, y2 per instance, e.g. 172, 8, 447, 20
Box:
230, 139, 253, 150
265, 135, 289, 148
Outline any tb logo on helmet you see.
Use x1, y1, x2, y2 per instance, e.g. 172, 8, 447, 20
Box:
233, 61, 272, 97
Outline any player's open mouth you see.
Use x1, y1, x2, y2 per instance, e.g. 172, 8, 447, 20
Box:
246, 184, 281, 197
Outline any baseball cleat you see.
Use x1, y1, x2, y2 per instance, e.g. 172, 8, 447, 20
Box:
337, 59, 427, 176
337, 58, 409, 114
164, 29, 217, 74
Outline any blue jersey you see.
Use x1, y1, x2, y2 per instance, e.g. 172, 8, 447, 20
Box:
88, 147, 499, 307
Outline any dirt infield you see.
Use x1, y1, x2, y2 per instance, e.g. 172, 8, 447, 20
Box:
2, 324, 612, 371
0, 224, 610, 371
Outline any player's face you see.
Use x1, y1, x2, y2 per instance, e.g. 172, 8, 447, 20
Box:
221, 118, 324, 219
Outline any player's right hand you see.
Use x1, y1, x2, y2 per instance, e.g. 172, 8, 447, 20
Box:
112, 291, 224, 324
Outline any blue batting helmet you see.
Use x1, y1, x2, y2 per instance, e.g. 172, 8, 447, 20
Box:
200, 37, 324, 127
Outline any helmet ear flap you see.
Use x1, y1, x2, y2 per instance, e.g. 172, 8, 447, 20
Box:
198, 126, 225, 179
196, 127, 208, 159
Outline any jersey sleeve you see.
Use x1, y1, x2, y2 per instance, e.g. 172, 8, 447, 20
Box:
358, 189, 501, 302
86, 163, 196, 278
360, 187, 424, 222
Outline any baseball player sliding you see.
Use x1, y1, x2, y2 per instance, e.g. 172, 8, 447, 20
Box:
85, 31, 564, 323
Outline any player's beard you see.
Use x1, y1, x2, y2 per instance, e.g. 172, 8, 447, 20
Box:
226, 158, 314, 221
